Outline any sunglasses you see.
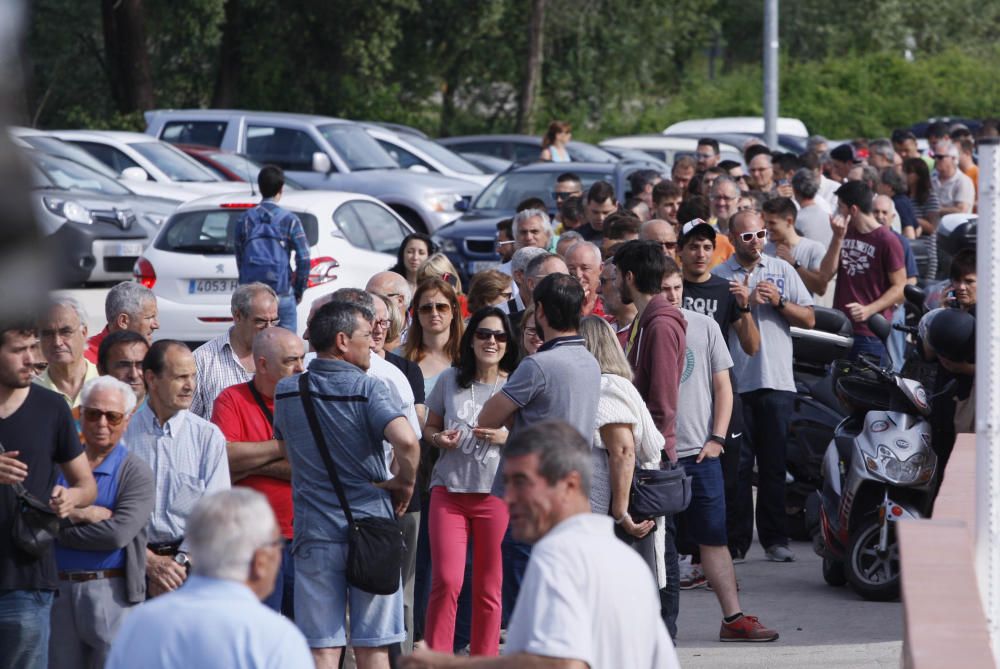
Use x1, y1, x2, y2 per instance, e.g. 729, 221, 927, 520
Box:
82, 408, 126, 426
739, 230, 768, 242
418, 302, 452, 314
474, 328, 508, 343
659, 241, 678, 250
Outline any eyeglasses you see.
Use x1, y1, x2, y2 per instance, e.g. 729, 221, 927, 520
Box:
253, 317, 281, 328
82, 408, 126, 426
40, 326, 81, 340
523, 327, 540, 339
496, 240, 516, 248
551, 191, 579, 201
372, 318, 391, 331
474, 328, 508, 343
739, 230, 768, 242
418, 302, 452, 314
696, 153, 716, 160
712, 194, 736, 202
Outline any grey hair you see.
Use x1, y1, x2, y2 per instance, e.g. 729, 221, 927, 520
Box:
868, 138, 895, 163
857, 165, 880, 192
512, 208, 553, 239
187, 489, 277, 582
504, 420, 592, 495
309, 300, 373, 353
579, 316, 632, 381
791, 168, 820, 199
511, 246, 548, 275
104, 282, 155, 323
564, 241, 602, 265
710, 175, 739, 198
525, 252, 560, 279
557, 230, 583, 246
879, 166, 907, 195
330, 288, 375, 313
231, 283, 278, 318
80, 375, 137, 415
806, 135, 829, 151
46, 296, 88, 326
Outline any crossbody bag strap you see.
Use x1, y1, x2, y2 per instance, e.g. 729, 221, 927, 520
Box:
246, 381, 274, 426
0, 438, 30, 499
298, 373, 355, 526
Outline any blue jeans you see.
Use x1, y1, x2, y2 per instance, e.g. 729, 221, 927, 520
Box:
278, 293, 298, 333
850, 334, 887, 366
659, 514, 679, 640
500, 527, 531, 628
888, 305, 906, 372
263, 540, 295, 618
0, 589, 55, 669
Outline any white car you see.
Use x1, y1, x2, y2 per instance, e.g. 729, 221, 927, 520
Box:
663, 117, 810, 140
137, 190, 413, 341
43, 130, 242, 197
599, 135, 743, 166
363, 124, 495, 189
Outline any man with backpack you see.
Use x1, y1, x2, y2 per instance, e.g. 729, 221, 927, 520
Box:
234, 166, 311, 333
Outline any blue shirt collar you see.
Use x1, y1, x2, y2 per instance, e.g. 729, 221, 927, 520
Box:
538, 334, 585, 352
92, 442, 127, 476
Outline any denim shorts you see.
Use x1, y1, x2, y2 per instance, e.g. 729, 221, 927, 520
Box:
294, 541, 405, 648
678, 455, 728, 546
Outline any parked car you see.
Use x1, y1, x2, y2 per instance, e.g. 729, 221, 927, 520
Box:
136, 189, 413, 341
433, 160, 658, 280
29, 152, 149, 285
363, 124, 494, 188
436, 134, 618, 165
26, 149, 178, 240
663, 116, 810, 140
173, 144, 304, 189
44, 130, 240, 196
459, 152, 514, 174
144, 109, 481, 233
600, 135, 743, 167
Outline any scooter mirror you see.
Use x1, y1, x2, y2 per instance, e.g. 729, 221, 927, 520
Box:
903, 284, 926, 310
867, 313, 892, 343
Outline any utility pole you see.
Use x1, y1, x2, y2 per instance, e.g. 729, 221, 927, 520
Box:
763, 0, 778, 149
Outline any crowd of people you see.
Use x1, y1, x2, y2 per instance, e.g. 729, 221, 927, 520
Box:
0, 118, 985, 668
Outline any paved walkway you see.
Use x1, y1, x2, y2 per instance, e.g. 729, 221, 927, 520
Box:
674, 539, 902, 668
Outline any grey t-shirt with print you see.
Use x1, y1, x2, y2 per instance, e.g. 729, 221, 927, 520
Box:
675, 310, 733, 459
426, 367, 506, 493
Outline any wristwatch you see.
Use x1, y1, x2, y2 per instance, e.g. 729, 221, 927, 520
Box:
173, 552, 191, 573
614, 511, 632, 525
737, 304, 752, 313
708, 434, 727, 454
793, 260, 802, 269
776, 295, 787, 310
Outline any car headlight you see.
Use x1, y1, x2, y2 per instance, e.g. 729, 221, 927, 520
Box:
864, 445, 935, 484
434, 236, 458, 253
424, 192, 463, 213
43, 197, 92, 224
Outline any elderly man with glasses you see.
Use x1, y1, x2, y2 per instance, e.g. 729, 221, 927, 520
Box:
50, 376, 154, 669
35, 298, 99, 408
190, 283, 280, 420
105, 489, 312, 669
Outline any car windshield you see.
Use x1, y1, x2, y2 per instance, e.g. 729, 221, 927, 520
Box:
566, 142, 617, 163
130, 142, 222, 182
204, 151, 302, 190
317, 124, 397, 171
473, 169, 614, 211
30, 151, 131, 196
21, 136, 123, 179
404, 135, 484, 174
156, 209, 318, 254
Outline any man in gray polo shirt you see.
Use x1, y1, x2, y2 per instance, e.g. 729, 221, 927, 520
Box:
478, 273, 602, 626
712, 211, 815, 564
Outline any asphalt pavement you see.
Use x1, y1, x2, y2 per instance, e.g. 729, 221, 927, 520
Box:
675, 539, 902, 668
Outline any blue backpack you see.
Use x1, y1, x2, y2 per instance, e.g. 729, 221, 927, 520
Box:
238, 205, 292, 294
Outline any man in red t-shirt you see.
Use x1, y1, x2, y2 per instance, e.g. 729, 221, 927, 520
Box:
211, 327, 304, 617
818, 181, 906, 362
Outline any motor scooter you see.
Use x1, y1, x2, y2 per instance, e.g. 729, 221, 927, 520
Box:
815, 314, 938, 601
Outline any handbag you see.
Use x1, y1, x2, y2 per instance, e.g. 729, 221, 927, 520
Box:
0, 441, 60, 558
628, 462, 692, 520
298, 373, 404, 596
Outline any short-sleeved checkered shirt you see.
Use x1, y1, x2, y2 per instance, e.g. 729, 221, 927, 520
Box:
190, 330, 253, 420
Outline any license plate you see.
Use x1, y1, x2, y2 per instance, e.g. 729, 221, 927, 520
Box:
469, 261, 500, 274
189, 279, 238, 294
108, 243, 144, 256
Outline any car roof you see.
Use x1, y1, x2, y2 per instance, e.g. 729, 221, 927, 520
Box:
48, 130, 162, 144
500, 161, 618, 174
600, 134, 741, 152
173, 189, 390, 214
145, 109, 351, 126
438, 134, 541, 144
664, 117, 809, 138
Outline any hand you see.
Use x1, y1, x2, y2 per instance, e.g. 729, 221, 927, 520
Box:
774, 242, 794, 264
845, 302, 870, 323
373, 476, 415, 517
431, 429, 461, 449
696, 440, 724, 463
776, 183, 794, 198
0, 450, 27, 485
49, 485, 75, 518
398, 648, 461, 669
830, 214, 848, 239
729, 274, 750, 309
146, 553, 187, 597
752, 280, 779, 307
472, 426, 507, 445
621, 514, 655, 539
67, 505, 113, 525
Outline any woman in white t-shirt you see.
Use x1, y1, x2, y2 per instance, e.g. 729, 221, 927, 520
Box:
422, 307, 519, 656
580, 315, 667, 586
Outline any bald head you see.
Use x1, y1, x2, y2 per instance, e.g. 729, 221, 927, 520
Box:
872, 194, 896, 227
639, 219, 678, 256
252, 327, 305, 390
366, 271, 412, 315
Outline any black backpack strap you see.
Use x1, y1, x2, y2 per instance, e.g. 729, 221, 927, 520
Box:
298, 373, 354, 526
246, 381, 274, 426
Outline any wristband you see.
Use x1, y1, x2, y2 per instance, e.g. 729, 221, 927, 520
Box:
614, 511, 632, 525
737, 304, 751, 313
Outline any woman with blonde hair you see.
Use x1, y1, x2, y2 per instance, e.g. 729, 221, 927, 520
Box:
417, 253, 469, 319
518, 305, 542, 360
579, 315, 666, 585
540, 120, 572, 163
466, 270, 513, 315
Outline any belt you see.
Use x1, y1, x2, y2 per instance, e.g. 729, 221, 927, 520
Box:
148, 540, 183, 557
59, 569, 125, 582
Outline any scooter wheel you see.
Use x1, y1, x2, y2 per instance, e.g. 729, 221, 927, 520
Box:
846, 519, 900, 601
822, 556, 846, 587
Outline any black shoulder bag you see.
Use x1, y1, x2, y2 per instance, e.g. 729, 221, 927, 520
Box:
298, 373, 404, 595
628, 461, 693, 520
0, 440, 60, 558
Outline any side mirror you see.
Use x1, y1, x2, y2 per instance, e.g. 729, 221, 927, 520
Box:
312, 152, 332, 174
407, 164, 431, 174
454, 198, 469, 212
903, 284, 926, 310
867, 313, 892, 343
121, 167, 149, 182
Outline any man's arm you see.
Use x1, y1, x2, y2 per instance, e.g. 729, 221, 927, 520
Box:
377, 416, 420, 517
240, 459, 292, 481
797, 265, 829, 295
696, 369, 733, 464
818, 216, 847, 284
846, 267, 907, 322
51, 452, 97, 518
289, 217, 311, 302
477, 392, 519, 431
58, 456, 154, 551
728, 275, 760, 356
226, 440, 284, 478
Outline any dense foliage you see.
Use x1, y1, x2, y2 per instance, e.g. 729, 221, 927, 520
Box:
22, 0, 1000, 140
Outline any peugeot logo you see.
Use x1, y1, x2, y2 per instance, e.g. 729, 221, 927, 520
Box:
114, 209, 132, 230
216, 264, 225, 274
